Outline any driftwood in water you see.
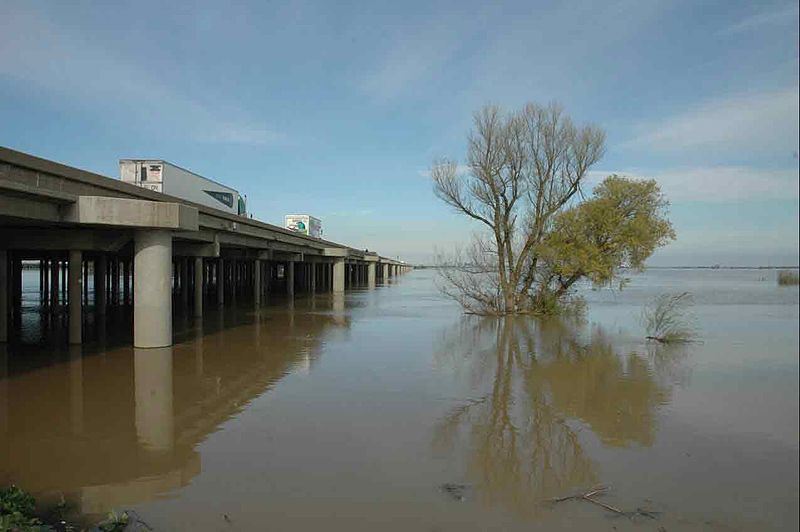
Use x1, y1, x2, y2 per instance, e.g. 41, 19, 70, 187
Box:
547, 485, 660, 519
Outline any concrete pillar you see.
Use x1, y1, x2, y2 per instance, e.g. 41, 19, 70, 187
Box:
367, 262, 376, 288
69, 250, 82, 344
51, 257, 60, 307
95, 255, 107, 314
134, 231, 172, 348
287, 261, 295, 298
0, 345, 7, 454
230, 259, 237, 305
194, 257, 203, 318
310, 262, 317, 294
42, 259, 49, 307
254, 259, 261, 307
216, 258, 224, 306
180, 258, 189, 308
134, 346, 174, 452
0, 250, 6, 343
61, 259, 67, 301
333, 258, 345, 293
82, 259, 89, 306
122, 259, 130, 305
39, 259, 45, 299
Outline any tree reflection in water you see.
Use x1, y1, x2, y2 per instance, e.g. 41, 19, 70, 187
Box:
433, 316, 686, 515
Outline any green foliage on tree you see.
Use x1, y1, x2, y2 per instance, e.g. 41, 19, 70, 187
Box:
539, 176, 676, 301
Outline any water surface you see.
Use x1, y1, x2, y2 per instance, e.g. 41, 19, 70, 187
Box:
1, 268, 798, 530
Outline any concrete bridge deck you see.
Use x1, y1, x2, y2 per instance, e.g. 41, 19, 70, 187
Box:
0, 146, 412, 347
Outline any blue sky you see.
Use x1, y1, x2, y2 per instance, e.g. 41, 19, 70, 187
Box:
1, 0, 798, 266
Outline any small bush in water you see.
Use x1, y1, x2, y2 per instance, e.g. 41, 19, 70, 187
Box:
642, 292, 696, 343
777, 270, 799, 286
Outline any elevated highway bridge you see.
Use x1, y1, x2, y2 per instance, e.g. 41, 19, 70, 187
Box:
0, 146, 412, 347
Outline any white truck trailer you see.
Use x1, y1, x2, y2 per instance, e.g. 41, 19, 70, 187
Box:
285, 214, 323, 238
119, 159, 247, 216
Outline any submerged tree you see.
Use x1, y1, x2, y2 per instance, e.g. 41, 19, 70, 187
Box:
432, 102, 675, 315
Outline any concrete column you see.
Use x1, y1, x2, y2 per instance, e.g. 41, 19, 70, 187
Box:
287, 261, 295, 298
11, 258, 20, 325
0, 250, 7, 343
254, 259, 261, 307
134, 231, 172, 348
61, 259, 67, 302
0, 345, 7, 452
51, 258, 60, 307
367, 262, 376, 288
134, 346, 174, 452
216, 258, 224, 306
39, 259, 45, 299
42, 259, 49, 307
265, 262, 271, 298
333, 258, 345, 293
180, 258, 189, 308
194, 257, 203, 318
69, 250, 82, 344
310, 262, 317, 294
95, 255, 107, 314
230, 259, 237, 305
122, 259, 130, 305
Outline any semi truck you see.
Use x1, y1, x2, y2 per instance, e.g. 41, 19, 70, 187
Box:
119, 159, 247, 217
285, 214, 323, 238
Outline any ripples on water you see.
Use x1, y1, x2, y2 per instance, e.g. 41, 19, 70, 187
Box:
1, 268, 798, 530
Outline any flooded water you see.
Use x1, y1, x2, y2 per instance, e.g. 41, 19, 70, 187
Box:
1, 268, 798, 531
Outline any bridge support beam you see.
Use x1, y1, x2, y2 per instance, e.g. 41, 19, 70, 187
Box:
367, 262, 376, 288
254, 259, 261, 308
69, 250, 82, 344
216, 258, 224, 306
0, 249, 6, 343
194, 257, 204, 318
333, 258, 345, 293
287, 261, 295, 298
134, 231, 172, 348
94, 255, 107, 315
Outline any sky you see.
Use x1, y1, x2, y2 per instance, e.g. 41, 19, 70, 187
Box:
1, 0, 798, 266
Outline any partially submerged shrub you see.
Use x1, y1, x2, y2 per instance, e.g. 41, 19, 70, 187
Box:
642, 292, 696, 343
98, 510, 130, 532
0, 485, 45, 531
777, 270, 799, 286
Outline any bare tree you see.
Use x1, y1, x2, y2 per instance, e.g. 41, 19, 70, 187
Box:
432, 102, 606, 314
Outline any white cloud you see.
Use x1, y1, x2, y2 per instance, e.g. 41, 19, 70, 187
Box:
718, 4, 799, 36
587, 166, 799, 202
0, 4, 281, 146
622, 87, 799, 157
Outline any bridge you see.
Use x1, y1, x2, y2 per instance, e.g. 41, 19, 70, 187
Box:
0, 146, 412, 348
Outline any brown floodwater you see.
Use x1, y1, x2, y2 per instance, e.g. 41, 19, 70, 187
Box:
1, 268, 798, 531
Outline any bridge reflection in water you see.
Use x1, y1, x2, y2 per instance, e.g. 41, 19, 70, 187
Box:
0, 294, 350, 524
